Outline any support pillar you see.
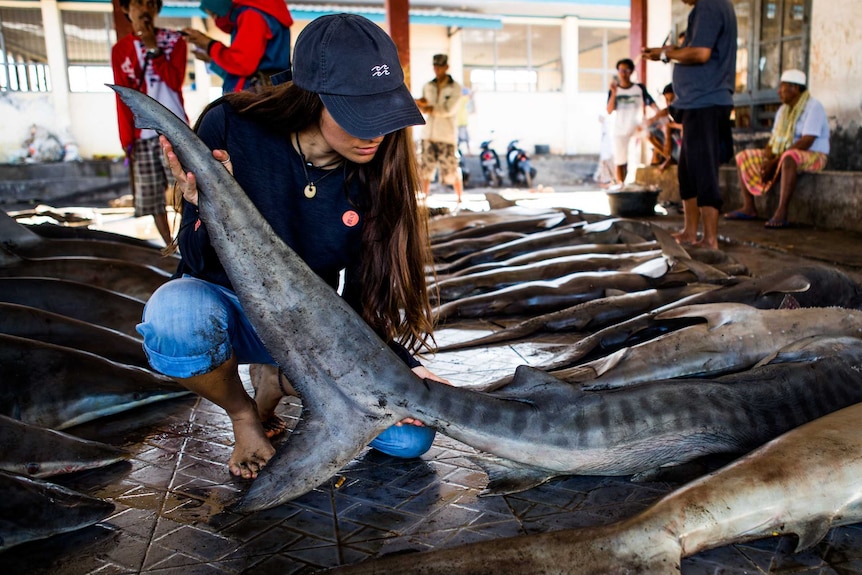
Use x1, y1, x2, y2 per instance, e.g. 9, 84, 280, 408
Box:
384, 0, 411, 87
631, 0, 647, 85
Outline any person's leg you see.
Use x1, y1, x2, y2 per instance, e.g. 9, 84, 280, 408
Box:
694, 106, 731, 249
249, 363, 298, 438
132, 138, 165, 241
674, 110, 701, 244
734, 164, 758, 216
612, 134, 629, 185
678, 106, 727, 247
674, 197, 700, 244
770, 154, 798, 224
180, 355, 275, 478
417, 140, 433, 199
137, 277, 280, 478
617, 163, 628, 184
698, 206, 720, 250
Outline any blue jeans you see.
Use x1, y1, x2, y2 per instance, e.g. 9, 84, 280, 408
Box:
137, 276, 435, 458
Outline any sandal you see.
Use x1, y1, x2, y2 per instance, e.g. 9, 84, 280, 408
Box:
724, 210, 758, 221
765, 218, 790, 229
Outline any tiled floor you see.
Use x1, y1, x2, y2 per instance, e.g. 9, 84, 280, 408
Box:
3, 193, 862, 574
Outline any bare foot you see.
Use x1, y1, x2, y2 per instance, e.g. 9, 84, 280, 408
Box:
693, 238, 720, 250
671, 230, 698, 246
249, 364, 295, 438
228, 399, 276, 479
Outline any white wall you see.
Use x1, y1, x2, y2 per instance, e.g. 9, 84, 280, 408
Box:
809, 0, 862, 128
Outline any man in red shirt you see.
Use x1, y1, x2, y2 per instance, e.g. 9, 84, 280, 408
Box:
112, 0, 188, 245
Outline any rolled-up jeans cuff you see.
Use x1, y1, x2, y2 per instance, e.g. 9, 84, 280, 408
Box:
142, 339, 232, 379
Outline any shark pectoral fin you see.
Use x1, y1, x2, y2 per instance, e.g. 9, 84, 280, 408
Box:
791, 520, 833, 552
468, 454, 557, 496
630, 257, 670, 279
755, 335, 861, 368
654, 302, 753, 330
766, 275, 812, 295
233, 398, 398, 512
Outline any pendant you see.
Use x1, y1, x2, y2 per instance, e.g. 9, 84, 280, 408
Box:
304, 183, 316, 199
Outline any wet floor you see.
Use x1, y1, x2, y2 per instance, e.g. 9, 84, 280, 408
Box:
3, 188, 862, 574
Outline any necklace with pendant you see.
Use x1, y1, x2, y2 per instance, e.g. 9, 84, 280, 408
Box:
295, 132, 344, 199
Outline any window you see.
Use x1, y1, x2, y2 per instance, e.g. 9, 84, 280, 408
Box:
462, 23, 561, 92
63, 10, 117, 93
578, 26, 630, 93
0, 7, 50, 92
732, 0, 811, 128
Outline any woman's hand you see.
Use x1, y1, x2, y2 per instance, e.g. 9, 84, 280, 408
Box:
395, 366, 452, 427
160, 135, 232, 207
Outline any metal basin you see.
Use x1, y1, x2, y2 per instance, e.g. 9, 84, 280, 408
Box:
606, 186, 660, 217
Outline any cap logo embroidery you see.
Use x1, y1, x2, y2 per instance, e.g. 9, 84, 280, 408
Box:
371, 65, 390, 77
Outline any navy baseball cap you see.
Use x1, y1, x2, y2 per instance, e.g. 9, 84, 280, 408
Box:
292, 13, 425, 139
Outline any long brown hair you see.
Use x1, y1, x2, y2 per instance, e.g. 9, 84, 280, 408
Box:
192, 83, 436, 354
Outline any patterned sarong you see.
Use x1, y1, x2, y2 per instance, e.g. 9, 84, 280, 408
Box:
735, 148, 828, 196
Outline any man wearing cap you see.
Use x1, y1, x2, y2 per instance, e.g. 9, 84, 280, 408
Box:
145, 14, 448, 480
725, 69, 830, 228
416, 54, 464, 202
642, 0, 737, 249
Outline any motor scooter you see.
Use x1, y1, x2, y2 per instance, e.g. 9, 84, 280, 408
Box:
506, 140, 537, 188
479, 140, 504, 187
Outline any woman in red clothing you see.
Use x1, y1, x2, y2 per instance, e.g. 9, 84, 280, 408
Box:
183, 0, 293, 93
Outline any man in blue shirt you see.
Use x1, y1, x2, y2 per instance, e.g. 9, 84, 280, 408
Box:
643, 0, 737, 249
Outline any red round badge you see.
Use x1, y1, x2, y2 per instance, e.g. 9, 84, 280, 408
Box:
342, 210, 360, 227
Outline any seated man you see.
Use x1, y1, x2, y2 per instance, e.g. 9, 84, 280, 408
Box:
646, 83, 682, 171
725, 69, 830, 228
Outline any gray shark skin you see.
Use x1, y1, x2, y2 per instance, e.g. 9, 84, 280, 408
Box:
436, 284, 718, 352
0, 209, 179, 273
443, 240, 659, 277
430, 249, 663, 302
550, 303, 862, 389
0, 302, 149, 368
537, 264, 862, 374
325, 370, 862, 574
427, 206, 569, 241
430, 231, 527, 262
0, 333, 189, 430
434, 218, 655, 274
0, 277, 145, 337
0, 250, 169, 301
0, 469, 115, 552
432, 266, 728, 322
25, 220, 164, 249
0, 414, 128, 478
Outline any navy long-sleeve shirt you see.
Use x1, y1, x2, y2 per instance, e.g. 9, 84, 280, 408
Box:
173, 101, 419, 367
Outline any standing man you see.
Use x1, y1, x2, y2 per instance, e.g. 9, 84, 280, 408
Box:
607, 58, 658, 184
112, 0, 188, 246
643, 0, 737, 249
416, 54, 463, 202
